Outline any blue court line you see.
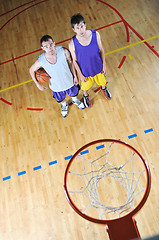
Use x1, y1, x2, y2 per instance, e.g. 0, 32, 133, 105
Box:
18, 171, 26, 176
144, 128, 153, 134
3, 176, 11, 181
65, 155, 72, 160
2, 127, 155, 182
80, 150, 89, 155
49, 160, 57, 165
96, 144, 105, 150
33, 165, 41, 171
128, 134, 137, 139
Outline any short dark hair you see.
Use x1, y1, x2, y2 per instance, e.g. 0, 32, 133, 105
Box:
40, 35, 54, 46
71, 13, 85, 28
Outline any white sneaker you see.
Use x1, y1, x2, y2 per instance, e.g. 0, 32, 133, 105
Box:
61, 103, 68, 117
72, 99, 85, 109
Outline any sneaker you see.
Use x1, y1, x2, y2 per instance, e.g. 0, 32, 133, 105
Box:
83, 95, 92, 108
101, 87, 111, 100
72, 99, 85, 109
61, 103, 68, 118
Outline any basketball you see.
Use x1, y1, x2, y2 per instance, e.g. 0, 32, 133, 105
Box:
35, 68, 50, 83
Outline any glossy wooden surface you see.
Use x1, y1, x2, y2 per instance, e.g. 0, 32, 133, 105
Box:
0, 0, 159, 239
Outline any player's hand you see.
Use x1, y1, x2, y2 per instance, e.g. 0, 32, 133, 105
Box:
74, 76, 79, 85
80, 75, 87, 83
36, 83, 47, 91
102, 65, 106, 74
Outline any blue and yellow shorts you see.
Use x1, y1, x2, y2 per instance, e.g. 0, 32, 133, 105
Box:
81, 73, 108, 91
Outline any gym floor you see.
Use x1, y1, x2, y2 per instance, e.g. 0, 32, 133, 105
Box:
0, 0, 159, 239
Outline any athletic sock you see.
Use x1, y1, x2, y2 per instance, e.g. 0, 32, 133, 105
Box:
61, 101, 67, 107
72, 96, 78, 102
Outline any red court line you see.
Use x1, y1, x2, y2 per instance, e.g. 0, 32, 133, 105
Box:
123, 20, 130, 42
94, 80, 108, 93
0, 0, 40, 17
0, 21, 122, 66
126, 22, 159, 58
57, 21, 122, 44
94, 86, 101, 93
97, 0, 159, 58
97, 0, 130, 43
118, 56, 126, 68
95, 20, 122, 31
0, 49, 42, 65
0, 0, 49, 31
27, 108, 43, 111
0, 98, 12, 105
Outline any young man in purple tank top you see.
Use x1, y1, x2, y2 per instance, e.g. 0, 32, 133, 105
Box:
69, 13, 111, 108
29, 35, 85, 118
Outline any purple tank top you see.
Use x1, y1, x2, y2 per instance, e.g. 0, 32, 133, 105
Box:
72, 30, 103, 77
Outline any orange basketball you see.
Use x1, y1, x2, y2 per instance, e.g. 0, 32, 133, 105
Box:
35, 68, 50, 83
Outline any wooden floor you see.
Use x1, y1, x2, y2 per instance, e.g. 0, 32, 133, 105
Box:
0, 0, 159, 239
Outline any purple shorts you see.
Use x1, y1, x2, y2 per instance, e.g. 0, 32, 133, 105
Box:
52, 85, 79, 103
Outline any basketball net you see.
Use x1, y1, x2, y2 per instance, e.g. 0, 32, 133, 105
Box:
67, 141, 147, 221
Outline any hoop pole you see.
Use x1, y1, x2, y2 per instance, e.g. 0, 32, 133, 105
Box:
106, 216, 140, 240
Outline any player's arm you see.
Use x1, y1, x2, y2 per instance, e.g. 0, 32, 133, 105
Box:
64, 47, 79, 85
29, 60, 47, 91
96, 31, 106, 74
69, 40, 87, 82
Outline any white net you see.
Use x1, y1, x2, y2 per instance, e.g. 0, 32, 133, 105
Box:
67, 141, 147, 220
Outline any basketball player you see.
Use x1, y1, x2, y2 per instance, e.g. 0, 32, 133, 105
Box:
29, 35, 85, 117
69, 13, 111, 108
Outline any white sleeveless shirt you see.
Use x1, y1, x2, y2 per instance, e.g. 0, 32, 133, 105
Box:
38, 46, 74, 92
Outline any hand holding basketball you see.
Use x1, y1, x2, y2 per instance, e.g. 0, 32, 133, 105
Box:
36, 82, 47, 91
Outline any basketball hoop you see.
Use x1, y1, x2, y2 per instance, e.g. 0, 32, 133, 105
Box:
64, 139, 151, 240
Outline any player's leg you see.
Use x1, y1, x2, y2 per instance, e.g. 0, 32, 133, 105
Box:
66, 85, 85, 109
95, 73, 111, 100
101, 86, 111, 100
81, 77, 94, 108
61, 100, 68, 117
72, 96, 85, 109
52, 90, 68, 117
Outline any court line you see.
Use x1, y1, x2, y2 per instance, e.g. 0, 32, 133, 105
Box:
49, 160, 57, 165
126, 21, 159, 57
0, 21, 122, 66
0, 98, 12, 105
33, 165, 42, 171
118, 56, 126, 68
1, 1, 158, 93
97, 0, 159, 57
0, 79, 33, 93
27, 107, 43, 111
128, 134, 137, 139
97, 0, 130, 42
0, 0, 41, 17
80, 150, 89, 155
128, 54, 133, 60
1, 3, 157, 182
96, 144, 105, 150
3, 176, 11, 181
105, 34, 159, 56
65, 155, 72, 161
2, 128, 155, 181
18, 171, 26, 176
0, 0, 49, 30
144, 128, 153, 134
0, 34, 158, 94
